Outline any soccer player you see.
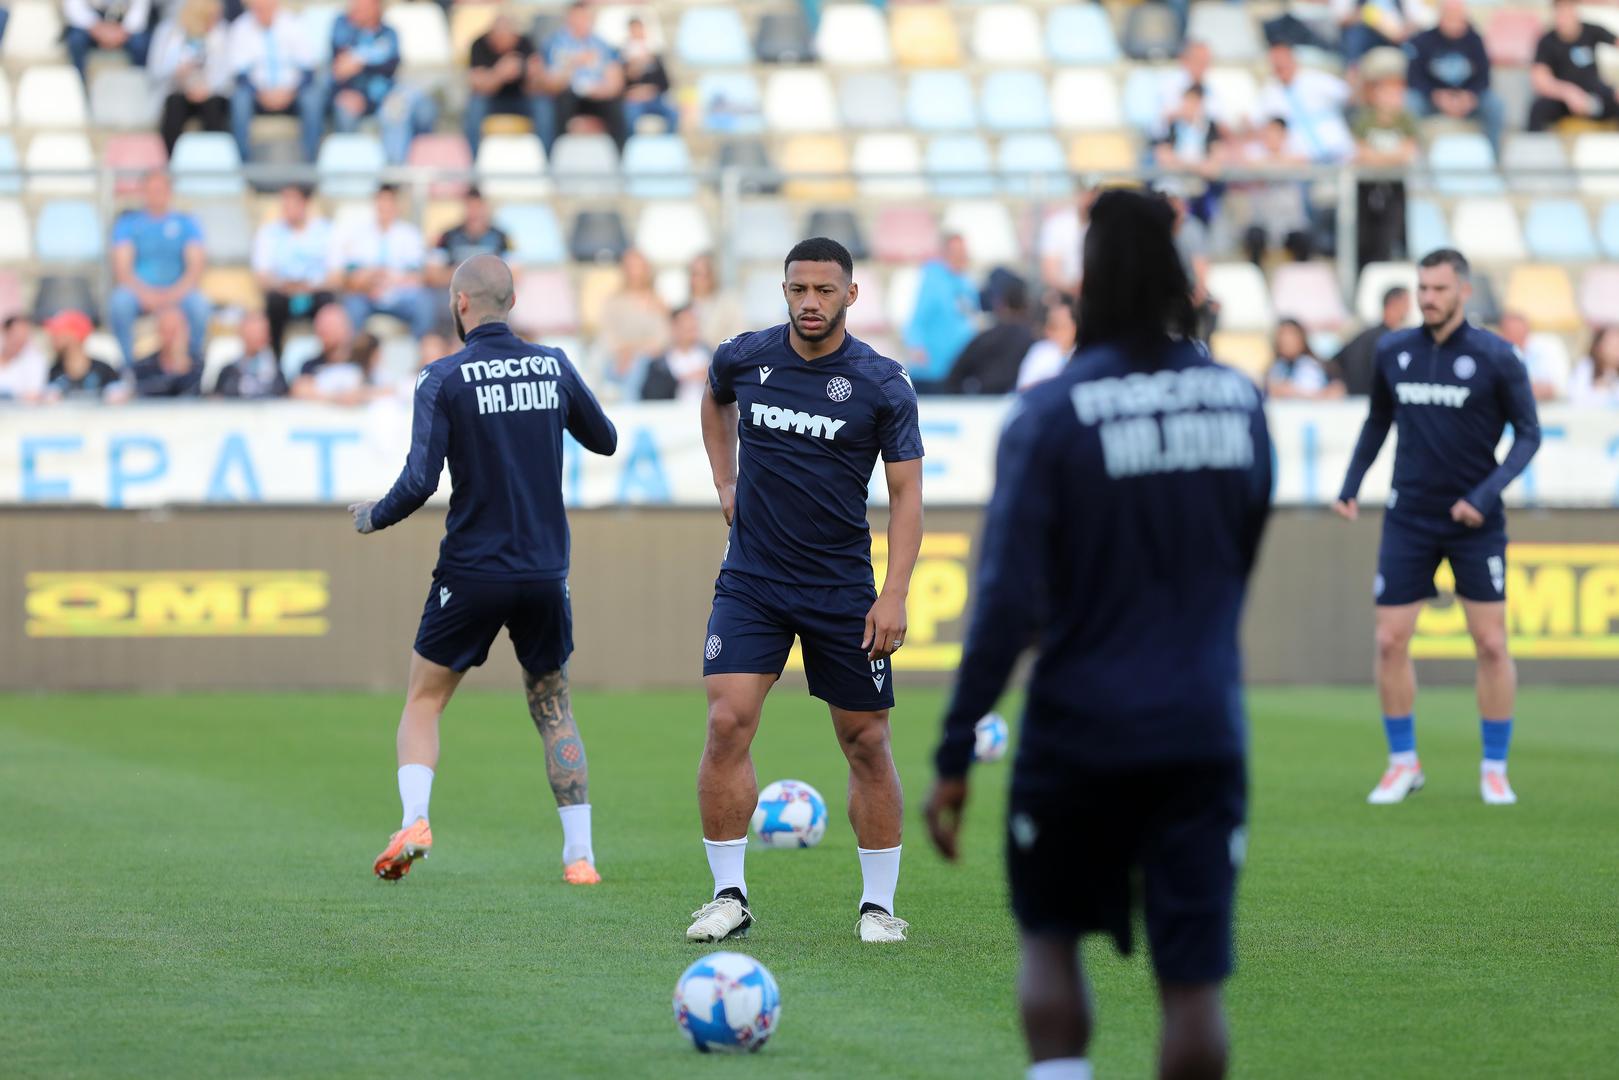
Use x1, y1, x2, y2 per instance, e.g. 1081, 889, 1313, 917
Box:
925, 190, 1272, 1080
347, 254, 618, 882
685, 237, 924, 945
1335, 248, 1541, 806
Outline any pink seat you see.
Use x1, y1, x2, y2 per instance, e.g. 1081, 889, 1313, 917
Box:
847, 267, 890, 333
408, 133, 473, 198
512, 269, 578, 335
104, 133, 167, 195
0, 270, 22, 319
872, 207, 940, 263
1577, 264, 1619, 324
1485, 10, 1544, 68
1270, 262, 1350, 331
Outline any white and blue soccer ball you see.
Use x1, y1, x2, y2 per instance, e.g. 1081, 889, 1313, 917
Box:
751, 779, 828, 848
974, 713, 1009, 763
673, 951, 782, 1053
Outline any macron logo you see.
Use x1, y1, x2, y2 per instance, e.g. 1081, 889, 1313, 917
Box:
416, 368, 431, 390
1395, 383, 1471, 408
749, 402, 847, 441
439, 587, 452, 608
759, 366, 774, 384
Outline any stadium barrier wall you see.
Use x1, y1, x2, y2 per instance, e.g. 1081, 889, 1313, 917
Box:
4, 508, 1617, 694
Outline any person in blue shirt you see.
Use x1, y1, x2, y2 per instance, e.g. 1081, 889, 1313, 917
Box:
902, 233, 979, 392
685, 237, 924, 947
1334, 248, 1540, 808
108, 171, 212, 369
347, 254, 619, 886
926, 189, 1272, 1080
541, 1, 628, 148
1407, 0, 1504, 156
320, 0, 436, 164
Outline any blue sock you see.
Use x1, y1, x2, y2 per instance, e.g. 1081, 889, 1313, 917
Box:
1482, 718, 1513, 764
1382, 715, 1415, 755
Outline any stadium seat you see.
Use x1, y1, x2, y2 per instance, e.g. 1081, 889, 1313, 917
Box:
1427, 133, 1504, 196
25, 134, 96, 196
872, 206, 940, 264
1572, 134, 1619, 197
941, 201, 1018, 265
1451, 198, 1526, 263
569, 210, 628, 264
511, 269, 579, 336
1187, 3, 1263, 62
885, 264, 921, 330
623, 134, 697, 199
33, 275, 98, 323
1504, 265, 1581, 331
1405, 199, 1450, 256
846, 265, 889, 334
1209, 331, 1271, 384
1485, 8, 1544, 68
1205, 68, 1261, 130
407, 134, 472, 198
742, 267, 787, 326
576, 265, 621, 332
1466, 272, 1503, 326
0, 270, 24, 319
0, 77, 11, 130
316, 134, 385, 199
1052, 71, 1124, 130
1577, 265, 1619, 326
1525, 199, 1597, 262
652, 265, 690, 311
718, 140, 780, 194
1524, 331, 1572, 383
495, 205, 566, 266
972, 5, 1043, 65
1068, 132, 1138, 174
592, 6, 664, 50
35, 200, 102, 264
189, 201, 254, 266
478, 135, 550, 200
171, 132, 246, 197
0, 136, 18, 197
763, 70, 837, 132
697, 73, 764, 135
1500, 133, 1570, 195
925, 135, 995, 198
905, 70, 977, 132
302, 4, 343, 65
1047, 5, 1120, 65
998, 134, 1068, 196
677, 7, 751, 67
805, 209, 869, 261
16, 66, 87, 129
550, 134, 620, 197
385, 4, 451, 67
838, 73, 905, 131
981, 71, 1052, 132
1122, 2, 1183, 62
1355, 262, 1418, 324
815, 4, 891, 66
448, 4, 498, 66
1270, 262, 1349, 332
780, 136, 854, 201
90, 68, 161, 131
755, 12, 815, 63
2, 0, 65, 62
199, 267, 257, 310
0, 201, 30, 262
1205, 263, 1274, 333
891, 6, 961, 67
1122, 68, 1164, 132
1597, 202, 1619, 260
635, 202, 712, 266
852, 134, 925, 198
732, 201, 797, 264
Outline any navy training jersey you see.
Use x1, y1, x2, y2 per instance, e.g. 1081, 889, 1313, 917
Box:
1339, 322, 1541, 518
936, 338, 1272, 780
710, 325, 923, 590
369, 322, 617, 580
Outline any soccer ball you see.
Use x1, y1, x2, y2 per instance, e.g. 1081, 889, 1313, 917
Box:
673, 951, 782, 1053
751, 779, 828, 848
974, 713, 1009, 763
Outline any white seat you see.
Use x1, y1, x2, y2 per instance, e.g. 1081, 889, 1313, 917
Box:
815, 4, 893, 66
0, 77, 12, 128
2, 0, 66, 62
25, 133, 96, 196
852, 134, 925, 198
635, 202, 712, 266
1356, 262, 1419, 324
1051, 71, 1123, 130
1187, 2, 1264, 62
1451, 198, 1526, 263
1205, 263, 1274, 332
940, 201, 1018, 265
593, 6, 666, 50
1500, 133, 1570, 194
171, 132, 246, 196
846, 264, 889, 334
383, 3, 452, 67
317, 134, 387, 199
1204, 68, 1259, 130
1573, 133, 1619, 197
91, 67, 162, 130
653, 265, 690, 310
550, 134, 620, 197
885, 265, 921, 332
732, 202, 797, 264
475, 134, 551, 199
972, 5, 1043, 65
764, 69, 838, 132
0, 200, 31, 262
16, 66, 88, 129
742, 267, 786, 326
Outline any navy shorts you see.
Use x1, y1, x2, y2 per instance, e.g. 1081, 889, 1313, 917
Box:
1376, 510, 1508, 606
702, 571, 895, 712
1007, 758, 1247, 985
413, 573, 573, 674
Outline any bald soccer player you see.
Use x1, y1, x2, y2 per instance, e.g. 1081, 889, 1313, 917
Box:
349, 254, 619, 884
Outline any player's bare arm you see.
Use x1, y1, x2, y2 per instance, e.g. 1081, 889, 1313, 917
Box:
700, 384, 740, 525
525, 667, 588, 807
867, 458, 923, 661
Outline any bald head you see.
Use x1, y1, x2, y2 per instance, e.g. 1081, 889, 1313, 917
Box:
450, 253, 515, 334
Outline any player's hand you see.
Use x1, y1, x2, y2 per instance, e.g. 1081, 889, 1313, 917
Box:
349, 500, 377, 535
1450, 499, 1484, 528
863, 591, 907, 660
924, 776, 969, 862
1332, 498, 1358, 521
716, 481, 736, 526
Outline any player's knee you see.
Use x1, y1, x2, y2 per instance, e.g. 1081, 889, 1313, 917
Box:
1159, 986, 1228, 1080
1374, 623, 1413, 663
838, 717, 892, 767
705, 700, 759, 755
1160, 1033, 1228, 1080
1472, 627, 1510, 666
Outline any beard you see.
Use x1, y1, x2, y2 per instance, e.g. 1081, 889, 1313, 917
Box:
452, 305, 467, 343
1422, 301, 1459, 330
791, 305, 846, 343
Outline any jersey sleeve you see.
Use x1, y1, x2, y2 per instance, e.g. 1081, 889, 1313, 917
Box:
1338, 345, 1395, 502
562, 353, 618, 457
1465, 347, 1542, 514
370, 366, 451, 530
707, 335, 740, 405
876, 363, 924, 463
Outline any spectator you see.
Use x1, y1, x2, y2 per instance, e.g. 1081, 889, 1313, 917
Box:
44, 311, 124, 402
0, 316, 49, 402
1038, 188, 1095, 294
641, 305, 710, 403
253, 184, 334, 354
687, 254, 744, 348
109, 171, 211, 369
1407, 0, 1505, 156
132, 307, 204, 397
1234, 117, 1314, 264
945, 276, 1035, 396
1530, 0, 1619, 131
1016, 292, 1078, 391
621, 17, 677, 134
1154, 84, 1225, 193
1333, 0, 1432, 66
1569, 326, 1619, 408
1268, 318, 1346, 399
1256, 43, 1354, 163
1351, 49, 1418, 269
150, 0, 233, 156
904, 233, 980, 391
291, 303, 371, 404
1498, 311, 1569, 402
1332, 286, 1410, 395
329, 184, 436, 339
542, 2, 628, 148
227, 0, 321, 163
215, 311, 287, 398
426, 188, 510, 289
595, 248, 669, 379
1163, 186, 1218, 339
1156, 40, 1234, 136
64, 0, 153, 81
464, 14, 555, 156
322, 0, 437, 165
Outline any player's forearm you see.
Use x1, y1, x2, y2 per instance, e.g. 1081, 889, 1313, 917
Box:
700, 393, 739, 487
1469, 423, 1541, 513
881, 485, 923, 599
935, 589, 1024, 778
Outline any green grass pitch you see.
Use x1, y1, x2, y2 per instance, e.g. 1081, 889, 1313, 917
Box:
4, 686, 1616, 1078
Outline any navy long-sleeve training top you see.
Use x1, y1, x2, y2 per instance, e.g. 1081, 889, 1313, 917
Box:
935, 338, 1273, 783
370, 321, 618, 580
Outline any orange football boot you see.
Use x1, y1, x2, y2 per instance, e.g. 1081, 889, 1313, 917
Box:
374, 818, 433, 880
563, 859, 601, 885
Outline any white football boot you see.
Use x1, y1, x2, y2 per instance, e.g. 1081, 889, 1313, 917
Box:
1367, 762, 1425, 804
857, 909, 909, 943
1480, 768, 1518, 805
686, 894, 753, 942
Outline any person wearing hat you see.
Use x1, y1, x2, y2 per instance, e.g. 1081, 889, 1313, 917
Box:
43, 311, 124, 402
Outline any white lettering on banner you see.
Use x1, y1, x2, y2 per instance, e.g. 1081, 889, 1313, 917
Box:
476, 380, 560, 415
459, 355, 563, 383
749, 402, 847, 441
1099, 413, 1256, 478
1394, 383, 1471, 408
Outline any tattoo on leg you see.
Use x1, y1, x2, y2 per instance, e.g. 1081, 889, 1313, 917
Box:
525, 667, 589, 806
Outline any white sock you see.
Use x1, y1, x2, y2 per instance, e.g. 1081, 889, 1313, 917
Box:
857, 844, 902, 914
704, 836, 747, 899
1390, 750, 1418, 767
558, 804, 594, 865
1481, 759, 1507, 775
1027, 1059, 1092, 1080
398, 763, 433, 829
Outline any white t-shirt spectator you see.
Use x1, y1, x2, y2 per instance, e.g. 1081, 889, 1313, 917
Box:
64, 0, 152, 33
1255, 69, 1355, 162
1519, 335, 1571, 399
1017, 340, 1071, 390
1568, 358, 1619, 408
1156, 69, 1231, 134
329, 218, 426, 276
254, 216, 333, 288
665, 343, 711, 404
1038, 209, 1085, 292
228, 10, 312, 92
0, 341, 49, 400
